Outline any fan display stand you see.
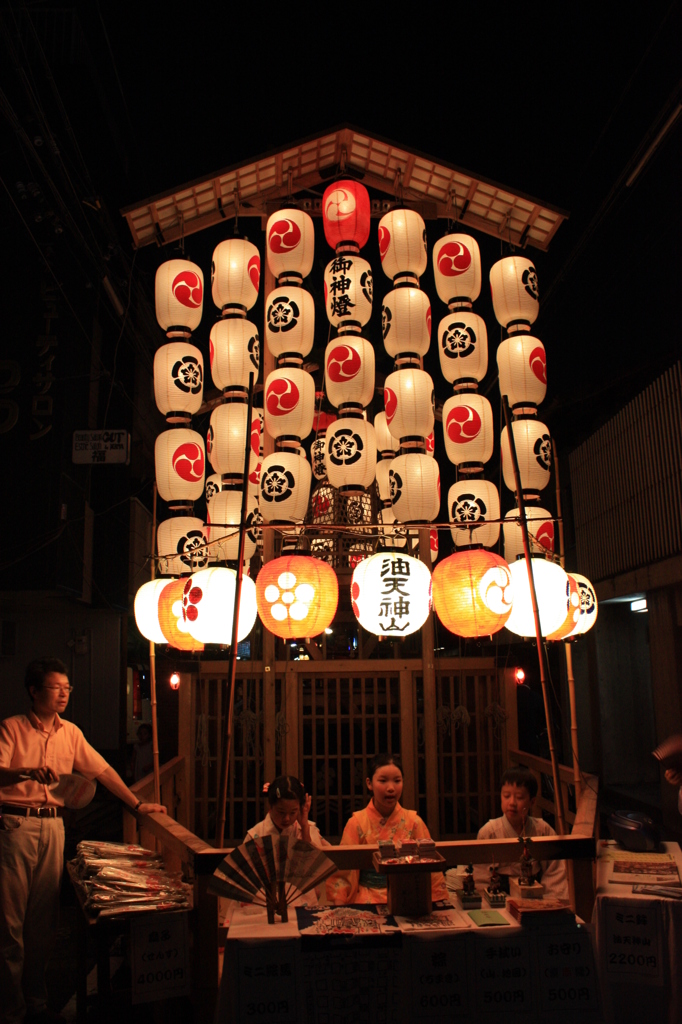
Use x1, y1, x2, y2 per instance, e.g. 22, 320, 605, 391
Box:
372, 851, 446, 918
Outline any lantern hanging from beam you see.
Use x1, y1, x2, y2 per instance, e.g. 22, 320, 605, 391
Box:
256, 555, 339, 639
503, 507, 555, 563
134, 579, 173, 643
390, 453, 440, 523
206, 488, 258, 562
374, 411, 399, 458
325, 416, 376, 494
322, 179, 371, 253
155, 259, 204, 337
350, 551, 432, 637
157, 578, 204, 651
504, 557, 572, 638
432, 550, 514, 638
259, 450, 312, 523
207, 403, 260, 480
384, 368, 435, 443
182, 568, 257, 644
153, 342, 203, 423
155, 429, 205, 509
489, 256, 539, 334
437, 311, 488, 390
564, 572, 599, 637
546, 573, 581, 640
211, 238, 260, 314
264, 286, 315, 364
378, 209, 427, 285
157, 517, 209, 575
432, 233, 481, 310
442, 393, 494, 471
263, 368, 315, 445
205, 474, 223, 505
448, 479, 500, 549
497, 335, 547, 415
381, 286, 431, 361
324, 337, 375, 412
209, 318, 260, 397
500, 419, 552, 500
324, 254, 373, 331
266, 209, 314, 284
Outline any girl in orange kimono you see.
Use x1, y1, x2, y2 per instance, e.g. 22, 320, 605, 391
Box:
326, 753, 447, 905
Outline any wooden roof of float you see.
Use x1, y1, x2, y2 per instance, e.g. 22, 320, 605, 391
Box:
121, 125, 568, 251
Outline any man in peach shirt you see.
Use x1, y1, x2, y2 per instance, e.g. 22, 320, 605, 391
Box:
0, 658, 166, 1024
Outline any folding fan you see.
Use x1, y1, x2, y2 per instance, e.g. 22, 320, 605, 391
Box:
209, 835, 337, 923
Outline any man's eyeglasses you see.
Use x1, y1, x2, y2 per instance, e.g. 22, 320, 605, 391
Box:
43, 686, 74, 695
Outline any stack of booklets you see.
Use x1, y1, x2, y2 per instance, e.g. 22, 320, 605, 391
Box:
507, 898, 573, 923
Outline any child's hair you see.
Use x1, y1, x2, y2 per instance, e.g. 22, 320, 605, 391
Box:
500, 767, 538, 799
367, 753, 403, 780
266, 775, 305, 807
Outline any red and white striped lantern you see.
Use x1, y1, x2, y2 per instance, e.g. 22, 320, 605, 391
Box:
378, 209, 427, 285
384, 368, 435, 443
259, 450, 312, 524
157, 516, 209, 575
390, 453, 440, 523
266, 209, 314, 283
497, 335, 547, 414
432, 233, 481, 309
437, 311, 488, 389
155, 429, 205, 508
324, 255, 373, 330
382, 287, 431, 360
264, 286, 315, 364
500, 419, 552, 499
263, 368, 315, 446
154, 342, 203, 423
489, 256, 539, 333
322, 180, 371, 252
448, 480, 500, 549
325, 417, 376, 494
155, 259, 204, 337
503, 507, 555, 563
211, 238, 260, 313
324, 337, 375, 411
442, 393, 494, 471
209, 318, 260, 396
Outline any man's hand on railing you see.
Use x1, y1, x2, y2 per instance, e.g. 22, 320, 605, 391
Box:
137, 802, 167, 815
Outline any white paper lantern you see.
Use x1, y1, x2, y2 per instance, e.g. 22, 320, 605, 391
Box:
249, 413, 262, 495
442, 394, 494, 470
382, 286, 431, 359
209, 318, 260, 395
503, 507, 555, 563
325, 417, 377, 494
205, 473, 223, 505
155, 259, 204, 336
260, 451, 312, 523
448, 480, 500, 549
425, 432, 435, 457
211, 238, 260, 313
565, 572, 598, 637
155, 428, 205, 506
157, 516, 209, 575
384, 369, 435, 442
501, 419, 552, 499
437, 311, 488, 388
377, 506, 407, 549
153, 342, 203, 422
324, 337, 375, 411
489, 256, 539, 333
206, 487, 258, 561
207, 402, 259, 480
264, 286, 315, 363
182, 568, 257, 644
263, 368, 315, 445
134, 579, 173, 643
324, 255, 372, 329
351, 552, 432, 636
311, 437, 327, 481
266, 209, 314, 282
390, 453, 440, 523
374, 411, 399, 458
497, 335, 547, 414
432, 234, 481, 309
378, 209, 427, 284
375, 458, 392, 503
505, 558, 572, 638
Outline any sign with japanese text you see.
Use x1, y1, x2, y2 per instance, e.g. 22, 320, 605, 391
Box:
536, 922, 601, 1018
72, 429, 130, 464
474, 933, 535, 1019
409, 934, 470, 1017
233, 939, 299, 1023
130, 911, 190, 1004
604, 900, 663, 983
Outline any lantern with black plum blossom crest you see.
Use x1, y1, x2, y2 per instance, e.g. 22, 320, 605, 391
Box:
448, 480, 500, 549
134, 579, 173, 644
155, 260, 204, 337
324, 337, 375, 412
263, 368, 315, 446
378, 209, 427, 285
489, 256, 539, 334
442, 393, 494, 472
155, 429, 205, 508
382, 287, 431, 361
505, 558, 572, 638
390, 453, 440, 524
256, 555, 339, 639
205, 474, 223, 505
264, 286, 315, 364
266, 210, 314, 283
432, 550, 513, 638
437, 311, 488, 391
157, 517, 209, 575
324, 255, 373, 331
259, 451, 312, 524
503, 507, 555, 563
211, 238, 260, 313
384, 369, 435, 445
182, 568, 257, 644
154, 343, 203, 423
500, 419, 552, 500
432, 234, 481, 310
351, 552, 432, 637
209, 318, 260, 396
322, 180, 371, 253
497, 335, 547, 415
325, 417, 376, 494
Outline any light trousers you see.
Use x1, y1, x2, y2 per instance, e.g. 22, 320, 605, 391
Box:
0, 815, 64, 1024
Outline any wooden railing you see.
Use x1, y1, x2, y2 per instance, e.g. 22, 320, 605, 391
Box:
122, 755, 188, 854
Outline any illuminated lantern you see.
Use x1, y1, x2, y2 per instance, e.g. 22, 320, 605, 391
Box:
425, 432, 435, 457
324, 255, 372, 330
382, 287, 431, 360
248, 414, 262, 495
257, 409, 265, 456
489, 256, 539, 333
409, 527, 439, 563
182, 568, 257, 644
350, 551, 432, 637
322, 180, 371, 252
311, 437, 327, 481
154, 342, 203, 422
324, 337, 375, 411
442, 393, 494, 470
374, 411, 399, 458
206, 488, 258, 561
437, 311, 488, 389
565, 573, 599, 637
448, 480, 500, 549
263, 368, 315, 445
209, 318, 260, 396
497, 335, 547, 415
432, 550, 513, 637
264, 286, 315, 364
378, 209, 427, 285
155, 259, 204, 337
311, 484, 335, 524
501, 419, 552, 499
505, 558, 571, 637
375, 459, 392, 503
256, 555, 339, 639
546, 573, 581, 640
205, 474, 223, 505
390, 454, 440, 523
207, 403, 259, 481
157, 517, 209, 575
211, 238, 260, 313
325, 417, 376, 494
384, 369, 435, 442
377, 506, 407, 549
503, 507, 554, 563
260, 451, 312, 523
158, 578, 203, 652
155, 429, 205, 508
134, 579, 172, 643
432, 233, 481, 309
266, 209, 314, 283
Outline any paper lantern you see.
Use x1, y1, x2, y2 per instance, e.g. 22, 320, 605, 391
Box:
265, 286, 315, 363
382, 286, 431, 359
565, 572, 598, 637
501, 419, 552, 499
209, 318, 260, 396
432, 233, 481, 309
155, 429, 205, 507
503, 507, 555, 563
324, 255, 372, 330
211, 238, 260, 313
134, 579, 173, 643
182, 568, 257, 644
206, 402, 259, 480
325, 417, 376, 494
206, 487, 258, 562
437, 311, 488, 389
266, 209, 314, 282
489, 256, 539, 333
311, 437, 327, 481
157, 578, 204, 651
154, 342, 203, 422
408, 527, 438, 563
374, 411, 399, 458
322, 180, 370, 252
375, 459, 392, 503
205, 474, 223, 505
324, 337, 375, 411
263, 368, 315, 445
311, 484, 335, 524
377, 506, 407, 549
256, 555, 339, 639
442, 394, 494, 470
497, 335, 547, 414
384, 369, 435, 442
546, 573, 581, 640
249, 415, 262, 495
505, 558, 572, 637
425, 432, 435, 457
351, 551, 432, 636
390, 453, 440, 523
259, 451, 312, 523
432, 550, 513, 637
448, 480, 500, 549
157, 517, 209, 575
155, 259, 203, 336
378, 209, 427, 284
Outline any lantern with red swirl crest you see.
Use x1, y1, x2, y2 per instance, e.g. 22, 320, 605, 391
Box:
155, 259, 204, 337
432, 234, 481, 311
489, 256, 539, 335
264, 286, 315, 367
384, 368, 434, 449
325, 416, 377, 495
324, 337, 375, 414
153, 342, 204, 424
209, 319, 260, 399
266, 209, 314, 285
497, 335, 546, 416
155, 429, 206, 511
259, 450, 312, 524
157, 517, 209, 575
382, 286, 431, 367
211, 238, 260, 315
322, 180, 370, 254
503, 506, 555, 563
378, 209, 427, 286
448, 479, 500, 550
437, 310, 488, 392
263, 368, 315, 449
500, 419, 552, 501
442, 394, 494, 474
389, 453, 440, 524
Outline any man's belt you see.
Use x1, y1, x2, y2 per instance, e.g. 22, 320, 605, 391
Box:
0, 804, 64, 818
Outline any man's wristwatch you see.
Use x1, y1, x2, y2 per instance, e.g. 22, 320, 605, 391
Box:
133, 799, 142, 811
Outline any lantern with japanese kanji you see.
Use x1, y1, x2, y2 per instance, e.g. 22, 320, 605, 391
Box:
442, 393, 494, 471
266, 209, 314, 283
256, 555, 339, 639
155, 429, 205, 508
505, 558, 572, 638
497, 335, 546, 415
155, 259, 204, 337
500, 419, 552, 499
211, 238, 260, 313
325, 417, 376, 494
378, 209, 427, 285
322, 180, 371, 253
157, 516, 209, 575
259, 451, 312, 523
264, 286, 315, 364
209, 318, 260, 396
324, 254, 373, 330
181, 568, 257, 644
134, 579, 173, 643
154, 342, 203, 422
382, 286, 431, 361
432, 233, 481, 310
437, 311, 488, 390
324, 337, 375, 412
489, 256, 539, 333
311, 437, 327, 482
384, 369, 435, 443
448, 480, 500, 549
503, 507, 555, 563
351, 551, 432, 637
263, 368, 315, 446
390, 453, 440, 523
432, 550, 513, 637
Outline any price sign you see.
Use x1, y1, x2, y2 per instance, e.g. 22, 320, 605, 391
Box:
72, 429, 130, 464
299, 938, 403, 1022
474, 933, 535, 1020
604, 899, 663, 983
408, 935, 470, 1017
234, 939, 299, 1023
130, 911, 190, 1004
536, 922, 601, 1018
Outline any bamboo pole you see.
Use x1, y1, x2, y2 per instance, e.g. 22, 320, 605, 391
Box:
216, 372, 255, 846
149, 483, 161, 805
502, 397, 566, 834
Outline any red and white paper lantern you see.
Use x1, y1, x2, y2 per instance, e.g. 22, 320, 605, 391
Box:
497, 335, 547, 414
325, 417, 376, 494
374, 411, 399, 458
448, 480, 500, 549
442, 393, 494, 470
209, 318, 260, 396
157, 517, 209, 575
375, 458, 392, 503
263, 368, 315, 445
564, 572, 598, 637
378, 209, 427, 284
154, 342, 203, 422
182, 568, 257, 644
155, 259, 204, 337
384, 369, 435, 443
211, 238, 260, 313
437, 311, 488, 389
322, 180, 371, 252
207, 403, 260, 480
390, 453, 440, 523
382, 287, 431, 360
324, 255, 372, 330
324, 337, 375, 411
266, 209, 314, 283
259, 450, 312, 523
264, 286, 315, 363
432, 233, 481, 309
155, 429, 205, 507
489, 256, 539, 333
503, 507, 555, 563
500, 419, 552, 499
